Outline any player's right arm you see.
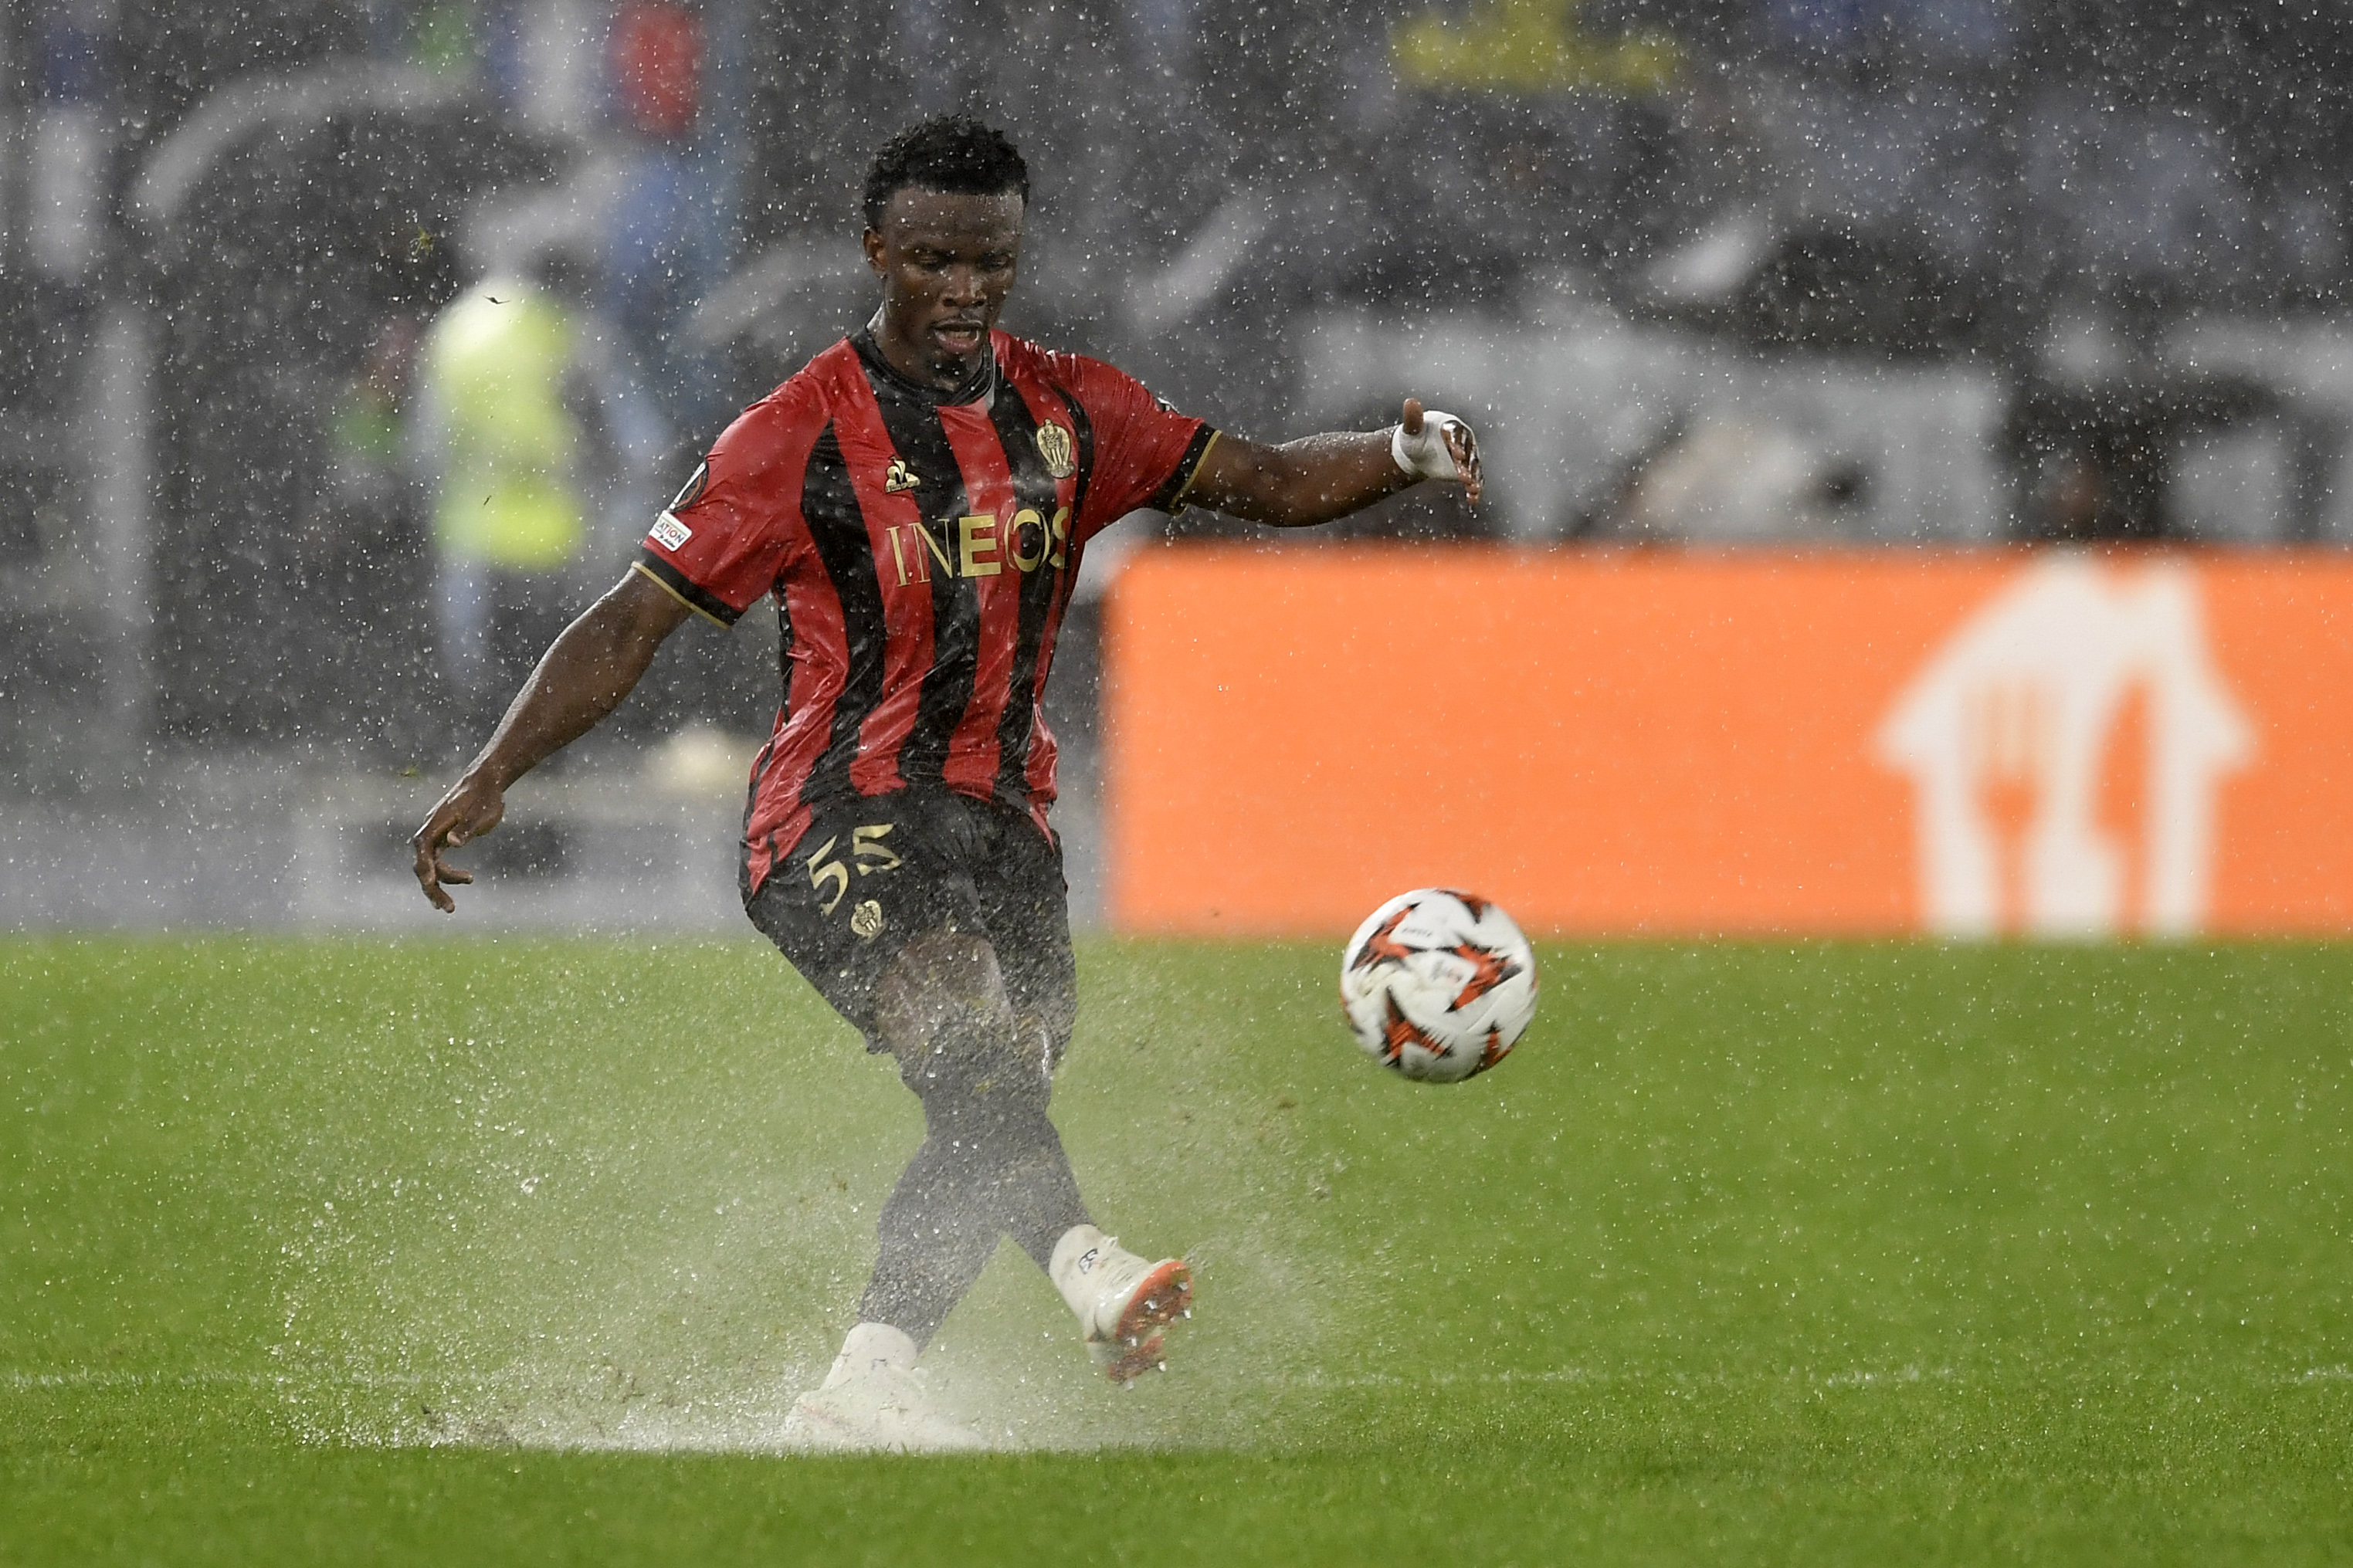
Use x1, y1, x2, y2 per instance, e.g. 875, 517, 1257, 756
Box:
411, 570, 691, 911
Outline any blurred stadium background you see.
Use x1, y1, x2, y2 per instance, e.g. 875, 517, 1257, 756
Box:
5, 0, 2350, 933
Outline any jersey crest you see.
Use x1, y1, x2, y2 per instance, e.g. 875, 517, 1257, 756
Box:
884, 457, 921, 493
1035, 421, 1076, 479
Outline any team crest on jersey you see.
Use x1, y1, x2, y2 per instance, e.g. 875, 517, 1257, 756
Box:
1035, 421, 1076, 479
884, 458, 920, 494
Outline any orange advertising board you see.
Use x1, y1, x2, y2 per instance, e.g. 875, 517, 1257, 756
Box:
1102, 547, 2353, 937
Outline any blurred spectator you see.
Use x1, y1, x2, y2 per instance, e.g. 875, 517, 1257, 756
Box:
1343, 0, 1687, 306
1119, 0, 1216, 222
2004, 378, 2280, 543
416, 249, 667, 730
406, 0, 482, 76
1389, 0, 1678, 95
327, 319, 422, 515
612, 2, 703, 137
604, 0, 737, 434
1125, 0, 1199, 99
1761, 0, 2016, 66
893, 0, 1002, 114
28, 7, 110, 283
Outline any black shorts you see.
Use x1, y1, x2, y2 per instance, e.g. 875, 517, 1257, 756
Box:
741, 788, 1076, 1060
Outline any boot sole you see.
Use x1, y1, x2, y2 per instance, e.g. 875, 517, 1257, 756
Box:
1095, 1258, 1194, 1383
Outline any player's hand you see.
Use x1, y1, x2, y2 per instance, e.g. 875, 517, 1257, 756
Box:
1392, 399, 1482, 504
411, 772, 506, 913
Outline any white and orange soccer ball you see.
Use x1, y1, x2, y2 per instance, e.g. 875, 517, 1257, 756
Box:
1340, 889, 1538, 1083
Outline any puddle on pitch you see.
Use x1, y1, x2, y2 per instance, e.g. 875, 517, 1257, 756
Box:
265, 974, 1342, 1455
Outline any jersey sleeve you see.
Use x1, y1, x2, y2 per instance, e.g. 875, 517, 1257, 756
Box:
1060, 354, 1217, 540
633, 391, 821, 626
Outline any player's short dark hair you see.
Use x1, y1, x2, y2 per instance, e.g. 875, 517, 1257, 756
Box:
861, 115, 1029, 232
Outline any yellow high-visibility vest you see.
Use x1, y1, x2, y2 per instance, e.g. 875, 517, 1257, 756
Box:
425, 283, 584, 571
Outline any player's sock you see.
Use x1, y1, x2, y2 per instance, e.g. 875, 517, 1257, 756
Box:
859, 1132, 1005, 1344
1049, 1224, 1194, 1384
859, 1107, 1082, 1336
996, 1109, 1089, 1267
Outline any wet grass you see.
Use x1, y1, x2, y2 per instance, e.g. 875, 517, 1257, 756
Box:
5, 936, 2351, 1563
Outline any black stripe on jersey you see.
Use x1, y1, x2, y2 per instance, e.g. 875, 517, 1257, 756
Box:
1063, 397, 1097, 533
985, 386, 1067, 801
1149, 424, 1220, 513
798, 424, 888, 803
635, 549, 741, 626
866, 379, 977, 790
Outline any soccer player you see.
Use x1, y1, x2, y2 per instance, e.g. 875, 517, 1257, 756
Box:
411, 115, 1480, 1451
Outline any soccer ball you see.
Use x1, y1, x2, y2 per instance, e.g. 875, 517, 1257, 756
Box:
1340, 889, 1538, 1083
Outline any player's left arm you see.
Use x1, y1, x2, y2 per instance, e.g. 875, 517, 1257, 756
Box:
1182, 399, 1481, 528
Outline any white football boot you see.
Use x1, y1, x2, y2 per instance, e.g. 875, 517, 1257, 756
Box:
1049, 1224, 1194, 1385
783, 1322, 988, 1453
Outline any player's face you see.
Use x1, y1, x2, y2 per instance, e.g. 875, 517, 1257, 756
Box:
863, 188, 1024, 390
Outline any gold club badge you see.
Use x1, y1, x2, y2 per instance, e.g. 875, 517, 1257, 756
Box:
1036, 422, 1076, 479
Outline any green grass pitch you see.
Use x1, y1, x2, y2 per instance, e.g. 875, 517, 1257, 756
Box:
5, 936, 2352, 1564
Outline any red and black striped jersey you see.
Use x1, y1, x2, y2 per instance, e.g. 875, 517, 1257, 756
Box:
633, 327, 1218, 895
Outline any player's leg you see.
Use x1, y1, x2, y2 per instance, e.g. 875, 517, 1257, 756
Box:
975, 806, 1195, 1384
744, 796, 1002, 1449
792, 910, 1083, 1448
855, 923, 1087, 1344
